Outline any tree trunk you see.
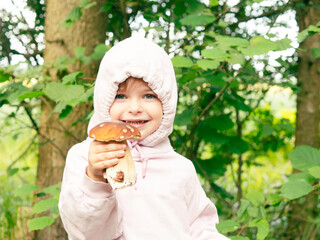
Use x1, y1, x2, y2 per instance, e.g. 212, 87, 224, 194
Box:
286, 2, 320, 239
34, 1, 107, 239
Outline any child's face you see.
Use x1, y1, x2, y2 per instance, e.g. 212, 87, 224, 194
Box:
109, 77, 163, 140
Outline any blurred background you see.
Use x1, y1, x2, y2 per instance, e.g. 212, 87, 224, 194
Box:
0, 0, 319, 239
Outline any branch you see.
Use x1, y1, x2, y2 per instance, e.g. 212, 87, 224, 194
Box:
119, 0, 131, 38
7, 134, 37, 171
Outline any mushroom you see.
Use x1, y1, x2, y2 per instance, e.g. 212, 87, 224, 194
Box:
89, 122, 141, 190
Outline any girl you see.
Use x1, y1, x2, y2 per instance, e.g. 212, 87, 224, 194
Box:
59, 36, 229, 240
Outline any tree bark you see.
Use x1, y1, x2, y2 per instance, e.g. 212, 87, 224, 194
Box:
286, 1, 320, 239
34, 1, 107, 239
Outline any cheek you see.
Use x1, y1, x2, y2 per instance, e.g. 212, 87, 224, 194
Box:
109, 103, 119, 121
153, 102, 163, 125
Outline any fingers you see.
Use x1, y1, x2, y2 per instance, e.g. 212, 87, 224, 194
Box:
100, 149, 126, 160
93, 141, 127, 153
97, 158, 119, 169
87, 140, 127, 182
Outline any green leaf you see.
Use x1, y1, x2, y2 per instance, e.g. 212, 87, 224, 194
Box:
62, 72, 83, 84
312, 48, 320, 59
197, 158, 228, 177
171, 56, 193, 68
180, 14, 215, 27
216, 36, 250, 48
8, 168, 19, 176
0, 70, 12, 83
43, 183, 61, 197
261, 125, 274, 137
174, 109, 194, 126
274, 38, 292, 51
216, 220, 240, 233
209, 0, 219, 7
188, 77, 207, 89
197, 59, 220, 70
7, 84, 29, 104
308, 166, 320, 178
15, 184, 40, 197
44, 82, 85, 103
227, 53, 246, 65
289, 172, 316, 183
18, 91, 44, 100
202, 114, 234, 131
78, 0, 97, 9
240, 36, 277, 57
59, 105, 73, 119
28, 216, 55, 231
201, 48, 228, 60
33, 198, 59, 214
297, 29, 309, 43
281, 179, 314, 200
308, 25, 320, 33
237, 199, 251, 219
256, 219, 269, 240
248, 205, 258, 217
52, 102, 67, 114
65, 7, 82, 22
248, 189, 265, 206
187, 0, 206, 14
90, 44, 109, 60
289, 145, 320, 171
196, 124, 228, 146
229, 237, 250, 240
74, 46, 86, 59
228, 136, 249, 154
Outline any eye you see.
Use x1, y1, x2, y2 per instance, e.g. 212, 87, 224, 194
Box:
144, 94, 157, 99
115, 94, 126, 99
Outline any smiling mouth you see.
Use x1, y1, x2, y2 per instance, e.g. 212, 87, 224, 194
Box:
122, 120, 149, 125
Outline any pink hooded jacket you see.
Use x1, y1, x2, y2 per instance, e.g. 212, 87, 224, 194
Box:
59, 36, 229, 240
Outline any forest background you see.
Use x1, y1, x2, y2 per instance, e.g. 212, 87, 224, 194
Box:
0, 0, 320, 239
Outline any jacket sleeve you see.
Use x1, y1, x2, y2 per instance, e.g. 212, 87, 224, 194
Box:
186, 162, 230, 240
58, 141, 123, 240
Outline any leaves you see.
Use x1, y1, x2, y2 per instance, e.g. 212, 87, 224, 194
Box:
308, 166, 320, 178
249, 219, 269, 240
43, 82, 85, 104
61, 7, 82, 28
180, 14, 215, 27
0, 70, 12, 83
33, 198, 59, 214
197, 59, 220, 70
174, 109, 194, 126
90, 44, 109, 60
217, 220, 240, 233
201, 114, 234, 131
281, 179, 314, 200
18, 91, 44, 101
171, 56, 193, 68
248, 190, 265, 206
15, 184, 40, 197
201, 48, 228, 60
62, 72, 83, 84
311, 48, 320, 59
289, 145, 320, 171
28, 216, 55, 231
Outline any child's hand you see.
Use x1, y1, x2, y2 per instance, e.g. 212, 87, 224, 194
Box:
87, 140, 127, 182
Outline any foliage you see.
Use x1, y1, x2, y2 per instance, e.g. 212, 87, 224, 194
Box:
1, 0, 320, 239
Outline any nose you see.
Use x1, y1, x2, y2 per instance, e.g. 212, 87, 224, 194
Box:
128, 98, 142, 114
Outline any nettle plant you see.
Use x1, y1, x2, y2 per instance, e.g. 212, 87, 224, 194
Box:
216, 145, 320, 240
1, 43, 108, 231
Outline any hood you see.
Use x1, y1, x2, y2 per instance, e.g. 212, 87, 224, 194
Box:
87, 36, 177, 147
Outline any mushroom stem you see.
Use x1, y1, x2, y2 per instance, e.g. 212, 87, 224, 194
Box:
104, 141, 136, 189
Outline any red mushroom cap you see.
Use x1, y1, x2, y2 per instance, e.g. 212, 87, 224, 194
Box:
89, 122, 141, 142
